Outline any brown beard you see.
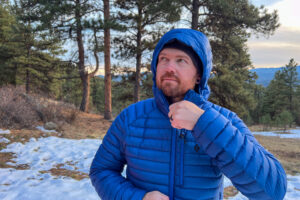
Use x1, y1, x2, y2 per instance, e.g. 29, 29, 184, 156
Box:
158, 72, 183, 98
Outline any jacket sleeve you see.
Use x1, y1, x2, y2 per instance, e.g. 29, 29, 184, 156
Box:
89, 110, 147, 200
192, 107, 287, 200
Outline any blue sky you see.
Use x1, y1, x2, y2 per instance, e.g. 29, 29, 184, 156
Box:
93, 0, 300, 75
248, 0, 300, 68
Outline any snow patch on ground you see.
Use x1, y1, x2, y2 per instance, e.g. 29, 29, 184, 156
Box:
253, 129, 300, 138
36, 126, 57, 133
224, 175, 300, 199
0, 129, 300, 199
0, 137, 10, 143
0, 129, 10, 134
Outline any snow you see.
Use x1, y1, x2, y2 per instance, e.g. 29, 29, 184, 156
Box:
36, 126, 57, 133
253, 128, 300, 138
0, 137, 10, 143
0, 136, 101, 200
0, 129, 300, 199
0, 129, 10, 134
224, 174, 300, 200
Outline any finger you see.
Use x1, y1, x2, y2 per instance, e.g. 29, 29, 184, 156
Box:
159, 193, 169, 200
168, 111, 172, 118
169, 101, 179, 110
170, 121, 182, 129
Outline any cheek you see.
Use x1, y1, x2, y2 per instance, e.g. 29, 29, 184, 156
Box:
156, 67, 163, 80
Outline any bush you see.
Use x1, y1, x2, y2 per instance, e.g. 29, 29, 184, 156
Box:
260, 114, 272, 131
0, 85, 78, 129
274, 110, 294, 132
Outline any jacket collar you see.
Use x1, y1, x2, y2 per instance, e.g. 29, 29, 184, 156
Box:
154, 88, 206, 117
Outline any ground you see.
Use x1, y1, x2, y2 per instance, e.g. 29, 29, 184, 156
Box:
1, 111, 299, 199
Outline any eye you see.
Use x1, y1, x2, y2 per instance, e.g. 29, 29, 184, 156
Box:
159, 56, 168, 63
177, 58, 187, 64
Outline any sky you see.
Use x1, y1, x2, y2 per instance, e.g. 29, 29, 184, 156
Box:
248, 0, 300, 68
88, 0, 300, 75
1, 127, 300, 199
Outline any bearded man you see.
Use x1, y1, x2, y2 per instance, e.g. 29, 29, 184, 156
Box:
90, 29, 287, 200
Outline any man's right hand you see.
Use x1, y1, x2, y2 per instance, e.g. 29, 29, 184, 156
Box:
143, 191, 169, 200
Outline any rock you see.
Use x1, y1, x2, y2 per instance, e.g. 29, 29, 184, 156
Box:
44, 122, 57, 130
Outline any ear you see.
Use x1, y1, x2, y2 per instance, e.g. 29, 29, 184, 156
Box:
196, 75, 201, 84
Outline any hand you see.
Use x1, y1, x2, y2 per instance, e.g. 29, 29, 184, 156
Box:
168, 100, 204, 130
143, 191, 169, 200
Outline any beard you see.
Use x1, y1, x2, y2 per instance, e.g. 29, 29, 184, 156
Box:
157, 72, 186, 98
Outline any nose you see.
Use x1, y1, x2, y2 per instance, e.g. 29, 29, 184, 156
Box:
163, 60, 176, 73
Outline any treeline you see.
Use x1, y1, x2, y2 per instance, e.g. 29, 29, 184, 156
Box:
1, 0, 299, 127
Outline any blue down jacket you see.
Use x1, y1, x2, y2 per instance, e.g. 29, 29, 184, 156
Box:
90, 29, 287, 200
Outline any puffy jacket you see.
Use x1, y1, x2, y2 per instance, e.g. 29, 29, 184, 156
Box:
90, 29, 287, 200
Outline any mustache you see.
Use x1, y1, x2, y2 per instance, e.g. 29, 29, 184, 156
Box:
160, 72, 179, 82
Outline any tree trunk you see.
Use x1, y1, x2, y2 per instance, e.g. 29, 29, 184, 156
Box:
80, 74, 90, 112
103, 0, 112, 120
191, 0, 200, 30
26, 69, 29, 93
134, 6, 142, 103
75, 0, 89, 112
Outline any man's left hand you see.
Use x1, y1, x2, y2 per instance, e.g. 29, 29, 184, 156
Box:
168, 100, 204, 130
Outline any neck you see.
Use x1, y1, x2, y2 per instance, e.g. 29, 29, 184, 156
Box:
167, 95, 184, 104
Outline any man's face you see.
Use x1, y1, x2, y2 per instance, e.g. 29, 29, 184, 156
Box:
156, 48, 199, 101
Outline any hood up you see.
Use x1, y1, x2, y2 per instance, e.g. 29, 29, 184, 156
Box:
150, 29, 213, 114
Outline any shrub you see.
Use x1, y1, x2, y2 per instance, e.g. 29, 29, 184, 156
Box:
0, 85, 78, 129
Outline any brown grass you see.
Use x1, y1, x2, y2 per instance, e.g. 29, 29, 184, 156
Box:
255, 135, 300, 175
223, 186, 239, 199
59, 111, 111, 139
0, 85, 78, 129
39, 164, 89, 181
249, 124, 297, 132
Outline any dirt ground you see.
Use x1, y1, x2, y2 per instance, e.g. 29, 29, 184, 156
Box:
1, 112, 299, 199
59, 111, 112, 139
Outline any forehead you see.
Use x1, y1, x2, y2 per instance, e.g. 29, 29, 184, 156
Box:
159, 48, 191, 59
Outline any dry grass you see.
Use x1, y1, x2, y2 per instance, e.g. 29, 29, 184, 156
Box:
249, 124, 296, 132
39, 164, 89, 181
223, 186, 239, 199
0, 111, 111, 181
58, 111, 111, 139
223, 135, 300, 199
255, 135, 300, 175
0, 85, 78, 129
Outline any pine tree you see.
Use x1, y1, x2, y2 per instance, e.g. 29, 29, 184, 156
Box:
281, 59, 299, 118
34, 0, 103, 112
179, 0, 279, 119
1, 1, 64, 94
261, 59, 299, 126
113, 0, 181, 102
103, 0, 112, 120
0, 2, 21, 86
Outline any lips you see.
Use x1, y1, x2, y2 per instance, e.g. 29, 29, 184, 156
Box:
162, 78, 177, 81
160, 74, 179, 83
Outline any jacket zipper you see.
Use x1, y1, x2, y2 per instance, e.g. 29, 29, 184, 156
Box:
169, 128, 178, 200
170, 129, 186, 199
179, 130, 186, 186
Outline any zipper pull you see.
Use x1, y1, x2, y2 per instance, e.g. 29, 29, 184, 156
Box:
180, 129, 187, 144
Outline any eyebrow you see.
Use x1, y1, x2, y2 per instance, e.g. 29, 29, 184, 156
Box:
159, 52, 190, 60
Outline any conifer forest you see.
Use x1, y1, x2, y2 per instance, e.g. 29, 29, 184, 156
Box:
1, 0, 299, 128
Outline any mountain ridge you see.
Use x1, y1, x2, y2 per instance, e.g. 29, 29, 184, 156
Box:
250, 66, 300, 87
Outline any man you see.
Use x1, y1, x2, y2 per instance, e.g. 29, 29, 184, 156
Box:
90, 29, 287, 200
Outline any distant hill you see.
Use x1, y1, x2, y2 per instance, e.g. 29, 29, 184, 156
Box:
98, 66, 300, 87
250, 66, 300, 87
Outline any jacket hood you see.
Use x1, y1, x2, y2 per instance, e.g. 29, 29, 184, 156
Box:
151, 29, 213, 103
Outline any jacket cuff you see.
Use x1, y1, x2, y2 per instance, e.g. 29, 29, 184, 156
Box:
193, 108, 220, 136
192, 108, 231, 156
